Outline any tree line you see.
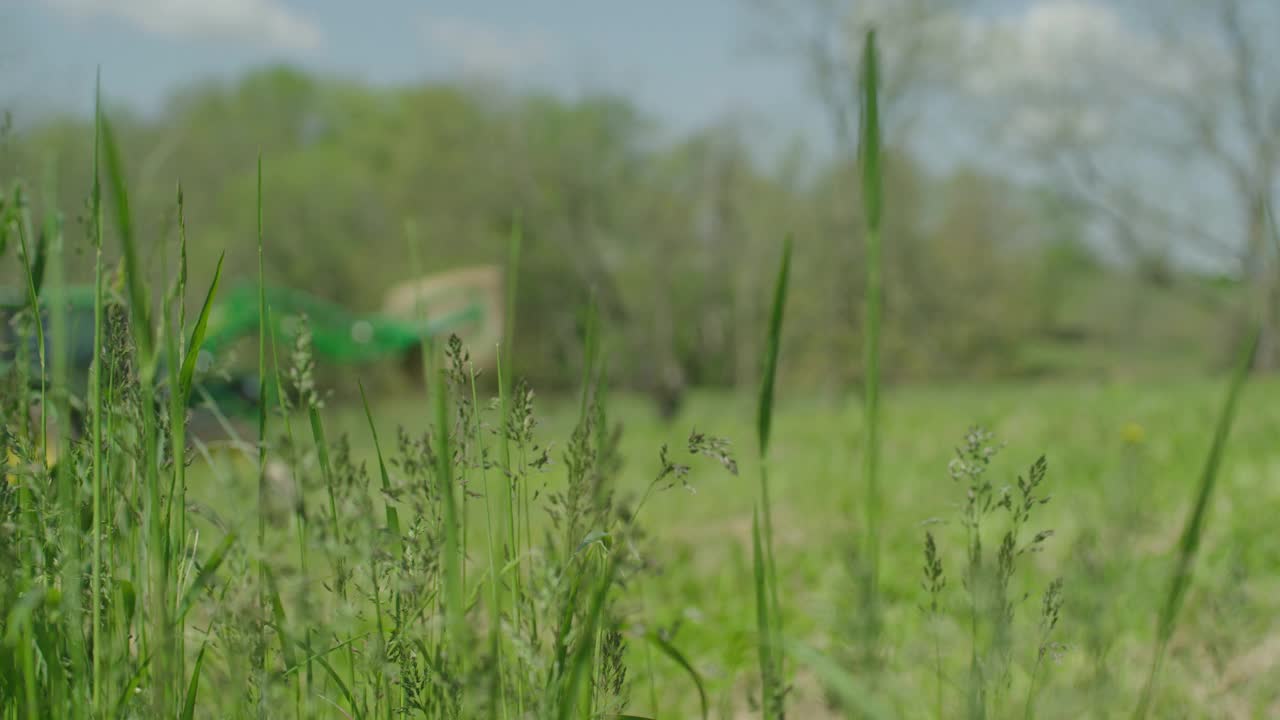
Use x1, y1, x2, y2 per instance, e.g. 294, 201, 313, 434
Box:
1, 66, 1240, 397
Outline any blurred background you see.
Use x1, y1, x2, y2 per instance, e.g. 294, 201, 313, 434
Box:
2, 0, 1276, 403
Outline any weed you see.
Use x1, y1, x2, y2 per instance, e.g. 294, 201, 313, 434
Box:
925, 427, 1065, 720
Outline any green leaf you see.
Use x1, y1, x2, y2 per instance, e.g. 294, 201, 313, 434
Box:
301, 640, 363, 720
178, 251, 224, 404
179, 642, 207, 720
282, 633, 370, 678
359, 380, 401, 550
1134, 326, 1260, 718
504, 217, 523, 376
113, 653, 152, 719
176, 531, 236, 624
646, 631, 709, 720
860, 29, 882, 233
29, 225, 48, 301
266, 568, 297, 669
557, 557, 618, 720
860, 26, 886, 603
757, 235, 792, 458
434, 349, 468, 661
99, 112, 152, 358
751, 507, 777, 718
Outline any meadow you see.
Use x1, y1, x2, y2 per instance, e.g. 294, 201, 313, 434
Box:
3, 34, 1277, 720
299, 378, 1280, 718
8, 355, 1278, 718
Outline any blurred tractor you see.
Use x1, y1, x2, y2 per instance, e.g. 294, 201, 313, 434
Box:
380, 265, 505, 376
1, 265, 504, 459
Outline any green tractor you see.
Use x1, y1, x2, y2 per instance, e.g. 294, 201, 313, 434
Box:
2, 266, 504, 455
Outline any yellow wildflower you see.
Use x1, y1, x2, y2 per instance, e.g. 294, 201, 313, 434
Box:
1121, 422, 1146, 446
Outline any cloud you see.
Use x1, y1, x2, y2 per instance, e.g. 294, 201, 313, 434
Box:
421, 15, 555, 77
955, 0, 1218, 143
45, 0, 323, 51
962, 0, 1239, 147
770, 0, 1203, 145
964, 1, 1191, 94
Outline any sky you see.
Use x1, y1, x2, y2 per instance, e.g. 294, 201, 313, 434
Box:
2, 0, 1179, 155
2, 0, 827, 148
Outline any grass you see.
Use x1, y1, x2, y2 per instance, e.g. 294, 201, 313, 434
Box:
2, 272, 1278, 718
2, 30, 1277, 719
182, 376, 1275, 718
753, 233, 791, 719
1134, 325, 1260, 719
860, 28, 885, 612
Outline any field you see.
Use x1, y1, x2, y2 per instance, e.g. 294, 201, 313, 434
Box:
3, 230, 1277, 718
418, 379, 1280, 716
168, 375, 1280, 718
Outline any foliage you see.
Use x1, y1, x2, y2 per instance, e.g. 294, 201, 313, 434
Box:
1, 67, 1237, 398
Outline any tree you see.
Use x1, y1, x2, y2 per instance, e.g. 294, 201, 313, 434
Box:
743, 0, 970, 154
970, 0, 1280, 368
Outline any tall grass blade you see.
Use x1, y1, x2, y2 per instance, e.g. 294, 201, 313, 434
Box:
497, 218, 525, 712
757, 235, 792, 458
754, 236, 792, 719
113, 655, 153, 718
179, 644, 208, 720
434, 344, 468, 662
556, 557, 618, 720
14, 191, 46, 457
178, 252, 224, 403
266, 569, 298, 670
282, 634, 371, 678
504, 218, 523, 378
176, 531, 237, 624
44, 161, 88, 713
89, 69, 107, 715
359, 381, 402, 551
551, 578, 583, 684
1133, 327, 1260, 718
752, 507, 778, 719
579, 295, 599, 418
169, 181, 191, 686
645, 631, 709, 720
103, 94, 171, 713
303, 644, 363, 720
494, 345, 526, 715
467, 364, 508, 718
254, 153, 270, 715
99, 113, 153, 360
177, 184, 188, 348
860, 31, 883, 234
860, 26, 885, 597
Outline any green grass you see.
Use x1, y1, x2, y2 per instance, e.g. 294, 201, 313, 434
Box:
3, 266, 1278, 718
753, 234, 791, 719
860, 27, 885, 607
1134, 327, 1260, 719
179, 375, 1279, 719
